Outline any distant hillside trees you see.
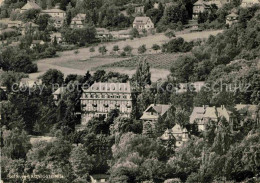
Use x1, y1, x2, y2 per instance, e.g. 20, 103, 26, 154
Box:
0, 47, 38, 73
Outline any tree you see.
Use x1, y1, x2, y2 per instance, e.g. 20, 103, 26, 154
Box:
70, 145, 95, 181
89, 47, 95, 52
41, 69, 64, 86
165, 30, 176, 38
2, 128, 31, 159
132, 58, 151, 90
152, 44, 160, 53
35, 14, 51, 31
99, 46, 107, 55
113, 45, 120, 52
123, 45, 133, 55
162, 37, 193, 53
170, 55, 197, 82
130, 28, 139, 38
138, 44, 147, 54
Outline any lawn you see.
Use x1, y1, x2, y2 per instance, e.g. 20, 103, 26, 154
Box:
31, 29, 222, 81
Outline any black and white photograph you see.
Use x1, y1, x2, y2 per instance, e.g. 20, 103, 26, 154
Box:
0, 0, 259, 182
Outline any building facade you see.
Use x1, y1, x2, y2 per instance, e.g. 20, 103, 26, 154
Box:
80, 82, 135, 125
133, 17, 154, 31
160, 124, 189, 147
70, 14, 86, 28
141, 104, 171, 136
41, 5, 66, 18
226, 12, 239, 26
190, 105, 234, 131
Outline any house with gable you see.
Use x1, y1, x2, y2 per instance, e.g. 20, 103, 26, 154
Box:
20, 0, 41, 13
70, 13, 86, 28
193, 0, 211, 19
235, 104, 260, 125
141, 104, 171, 136
133, 17, 154, 31
226, 12, 239, 26
160, 124, 189, 147
190, 105, 234, 131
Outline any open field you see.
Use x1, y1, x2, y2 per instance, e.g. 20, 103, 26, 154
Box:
94, 53, 189, 70
30, 30, 223, 81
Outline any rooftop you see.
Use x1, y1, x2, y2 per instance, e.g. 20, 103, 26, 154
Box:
83, 82, 132, 93
21, 1, 41, 10
53, 86, 67, 95
133, 17, 152, 24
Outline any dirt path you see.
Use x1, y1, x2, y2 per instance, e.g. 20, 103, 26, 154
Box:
30, 30, 223, 81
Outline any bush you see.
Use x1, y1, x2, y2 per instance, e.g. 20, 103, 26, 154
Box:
130, 28, 139, 38
120, 52, 127, 57
123, 45, 133, 55
90, 47, 95, 52
24, 63, 38, 73
138, 44, 147, 54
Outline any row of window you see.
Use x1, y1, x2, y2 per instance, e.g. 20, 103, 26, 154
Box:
83, 106, 131, 113
84, 94, 129, 99
82, 100, 131, 105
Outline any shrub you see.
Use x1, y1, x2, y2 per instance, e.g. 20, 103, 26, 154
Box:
138, 44, 147, 54
90, 47, 95, 52
120, 52, 127, 57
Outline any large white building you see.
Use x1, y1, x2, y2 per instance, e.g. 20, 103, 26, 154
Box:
80, 82, 135, 125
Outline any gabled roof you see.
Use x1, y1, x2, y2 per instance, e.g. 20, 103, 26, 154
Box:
21, 1, 41, 10
161, 124, 188, 141
204, 106, 218, 119
53, 87, 67, 95
190, 106, 207, 123
72, 13, 86, 21
147, 104, 171, 115
140, 104, 171, 120
50, 32, 62, 38
227, 12, 239, 18
83, 82, 132, 93
133, 17, 153, 24
22, 22, 39, 28
172, 124, 185, 134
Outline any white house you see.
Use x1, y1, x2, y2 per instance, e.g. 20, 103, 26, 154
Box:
133, 17, 154, 31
